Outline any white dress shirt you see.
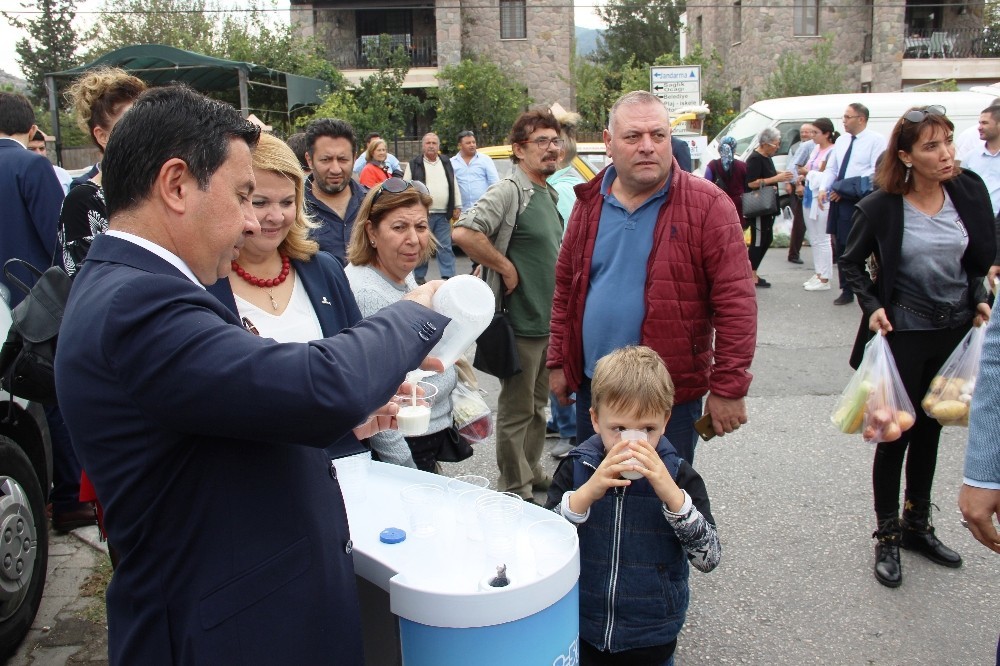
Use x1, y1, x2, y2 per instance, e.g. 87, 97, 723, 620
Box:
821, 128, 887, 191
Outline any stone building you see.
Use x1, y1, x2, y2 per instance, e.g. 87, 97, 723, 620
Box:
290, 0, 574, 126
684, 0, 998, 106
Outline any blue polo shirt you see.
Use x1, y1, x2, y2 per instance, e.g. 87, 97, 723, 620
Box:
304, 178, 368, 264
582, 166, 671, 378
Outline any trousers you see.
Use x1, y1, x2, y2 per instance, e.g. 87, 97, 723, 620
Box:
496, 336, 549, 498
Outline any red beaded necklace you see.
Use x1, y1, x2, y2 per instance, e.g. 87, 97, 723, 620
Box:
231, 254, 290, 310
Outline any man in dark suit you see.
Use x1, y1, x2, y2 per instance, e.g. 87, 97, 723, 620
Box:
671, 136, 692, 173
55, 85, 449, 664
0, 91, 64, 306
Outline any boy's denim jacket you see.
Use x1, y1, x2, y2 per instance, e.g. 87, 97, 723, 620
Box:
569, 434, 689, 653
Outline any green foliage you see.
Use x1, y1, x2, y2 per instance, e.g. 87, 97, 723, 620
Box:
595, 0, 685, 69
761, 36, 847, 100
85, 0, 217, 58
429, 57, 528, 150
572, 56, 619, 133
34, 105, 89, 147
911, 79, 959, 92
298, 37, 428, 142
3, 0, 79, 103
984, 2, 1000, 57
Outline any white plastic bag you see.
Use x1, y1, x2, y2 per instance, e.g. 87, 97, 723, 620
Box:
451, 380, 493, 443
921, 325, 986, 427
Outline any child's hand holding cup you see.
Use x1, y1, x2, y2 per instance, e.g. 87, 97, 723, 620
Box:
619, 430, 648, 480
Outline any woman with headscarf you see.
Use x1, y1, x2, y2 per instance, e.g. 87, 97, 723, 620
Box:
704, 136, 749, 221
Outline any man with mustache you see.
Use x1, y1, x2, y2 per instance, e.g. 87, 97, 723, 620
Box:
452, 109, 564, 502
304, 118, 369, 263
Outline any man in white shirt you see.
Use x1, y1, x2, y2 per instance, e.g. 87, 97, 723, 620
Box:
404, 132, 462, 283
450, 130, 499, 213
28, 129, 72, 194
819, 103, 887, 305
957, 104, 1000, 289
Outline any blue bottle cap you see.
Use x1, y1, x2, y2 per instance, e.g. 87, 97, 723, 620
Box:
380, 527, 406, 544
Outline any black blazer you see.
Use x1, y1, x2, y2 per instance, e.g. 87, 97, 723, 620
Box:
55, 234, 448, 663
840, 170, 996, 367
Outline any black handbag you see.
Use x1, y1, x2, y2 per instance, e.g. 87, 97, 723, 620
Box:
473, 308, 521, 379
741, 183, 779, 218
436, 425, 475, 463
0, 259, 72, 403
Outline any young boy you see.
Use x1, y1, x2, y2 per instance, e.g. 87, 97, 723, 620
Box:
546, 345, 721, 666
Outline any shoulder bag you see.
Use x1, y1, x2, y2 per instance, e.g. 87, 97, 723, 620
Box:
741, 179, 779, 219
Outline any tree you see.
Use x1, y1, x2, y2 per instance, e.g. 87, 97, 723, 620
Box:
430, 57, 528, 150
84, 0, 217, 59
761, 36, 847, 100
3, 0, 79, 103
299, 38, 428, 142
595, 0, 685, 69
572, 56, 620, 133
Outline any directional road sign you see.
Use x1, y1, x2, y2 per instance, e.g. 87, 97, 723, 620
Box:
650, 65, 701, 113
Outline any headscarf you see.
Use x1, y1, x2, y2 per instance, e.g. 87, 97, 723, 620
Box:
720, 136, 737, 173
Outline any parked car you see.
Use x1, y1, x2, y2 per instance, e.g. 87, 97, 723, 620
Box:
0, 292, 52, 659
480, 142, 605, 181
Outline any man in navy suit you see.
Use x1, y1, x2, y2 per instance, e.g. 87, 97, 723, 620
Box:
0, 91, 64, 306
55, 85, 449, 664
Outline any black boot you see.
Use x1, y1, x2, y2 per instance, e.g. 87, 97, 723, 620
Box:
900, 498, 962, 568
873, 517, 903, 588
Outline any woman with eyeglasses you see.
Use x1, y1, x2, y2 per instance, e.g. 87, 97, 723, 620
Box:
344, 178, 463, 473
840, 105, 995, 588
745, 127, 795, 288
359, 138, 392, 188
230, 133, 411, 464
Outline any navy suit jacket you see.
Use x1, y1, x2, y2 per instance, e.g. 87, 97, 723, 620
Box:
671, 137, 693, 173
55, 234, 448, 664
0, 139, 64, 306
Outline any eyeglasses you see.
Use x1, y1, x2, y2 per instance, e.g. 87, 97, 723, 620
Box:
457, 130, 475, 139
519, 137, 563, 149
902, 105, 947, 123
372, 177, 430, 206
843, 114, 861, 121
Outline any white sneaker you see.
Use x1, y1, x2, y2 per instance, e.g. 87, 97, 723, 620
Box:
805, 280, 831, 291
803, 275, 820, 287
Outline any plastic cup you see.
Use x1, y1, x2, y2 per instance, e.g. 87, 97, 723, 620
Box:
399, 483, 445, 538
476, 492, 523, 559
446, 474, 490, 502
429, 275, 496, 368
619, 429, 647, 480
456, 487, 491, 541
334, 451, 371, 503
527, 519, 577, 576
393, 382, 438, 437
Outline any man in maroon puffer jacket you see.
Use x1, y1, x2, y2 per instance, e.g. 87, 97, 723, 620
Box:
548, 91, 757, 463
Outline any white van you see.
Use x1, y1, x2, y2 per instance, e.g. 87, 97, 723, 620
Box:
699, 91, 998, 174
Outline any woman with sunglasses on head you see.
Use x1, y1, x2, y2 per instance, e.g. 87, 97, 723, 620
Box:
230, 133, 415, 466
745, 127, 795, 288
359, 138, 392, 188
345, 178, 462, 473
840, 105, 995, 588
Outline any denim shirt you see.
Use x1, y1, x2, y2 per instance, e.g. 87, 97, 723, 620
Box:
569, 435, 689, 653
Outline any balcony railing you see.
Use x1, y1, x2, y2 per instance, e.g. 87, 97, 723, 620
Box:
329, 34, 438, 69
903, 26, 1000, 58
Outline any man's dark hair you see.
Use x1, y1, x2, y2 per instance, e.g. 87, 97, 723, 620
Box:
305, 118, 357, 156
849, 102, 870, 122
983, 104, 1000, 123
31, 129, 45, 142
508, 108, 560, 164
0, 91, 36, 136
102, 84, 260, 218
285, 132, 310, 171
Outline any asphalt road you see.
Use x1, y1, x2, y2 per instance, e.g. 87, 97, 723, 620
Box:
11, 249, 999, 665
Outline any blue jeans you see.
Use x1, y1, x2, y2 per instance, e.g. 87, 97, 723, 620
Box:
547, 392, 576, 438
414, 213, 456, 279
576, 376, 703, 463
44, 403, 86, 512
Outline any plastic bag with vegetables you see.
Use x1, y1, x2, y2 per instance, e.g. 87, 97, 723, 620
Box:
921, 325, 986, 427
831, 334, 916, 442
451, 380, 493, 443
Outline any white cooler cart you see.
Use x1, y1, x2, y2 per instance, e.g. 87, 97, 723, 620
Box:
337, 459, 580, 665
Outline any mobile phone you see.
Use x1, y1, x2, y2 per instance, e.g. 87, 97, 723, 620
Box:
694, 413, 716, 441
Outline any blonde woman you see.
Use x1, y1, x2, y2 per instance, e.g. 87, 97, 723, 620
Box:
230, 133, 415, 466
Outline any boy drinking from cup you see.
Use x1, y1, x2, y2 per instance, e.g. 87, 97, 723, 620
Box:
545, 345, 721, 665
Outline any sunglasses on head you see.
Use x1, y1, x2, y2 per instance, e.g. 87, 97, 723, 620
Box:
372, 177, 430, 205
902, 105, 946, 123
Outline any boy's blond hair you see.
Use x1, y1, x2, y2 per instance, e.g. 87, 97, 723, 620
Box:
591, 346, 675, 419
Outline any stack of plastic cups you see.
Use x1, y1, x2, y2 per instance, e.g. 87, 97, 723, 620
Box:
475, 492, 524, 562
